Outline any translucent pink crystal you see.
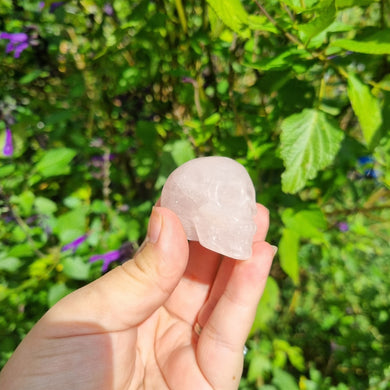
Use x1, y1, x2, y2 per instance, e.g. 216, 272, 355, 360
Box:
161, 156, 257, 260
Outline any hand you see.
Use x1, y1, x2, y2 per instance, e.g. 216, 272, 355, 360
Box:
0, 204, 276, 390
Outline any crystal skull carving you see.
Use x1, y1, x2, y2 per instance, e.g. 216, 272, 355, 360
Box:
161, 156, 257, 260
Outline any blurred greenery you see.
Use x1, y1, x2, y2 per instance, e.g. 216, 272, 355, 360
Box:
0, 0, 389, 388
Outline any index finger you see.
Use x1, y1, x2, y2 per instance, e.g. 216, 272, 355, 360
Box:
253, 203, 270, 242
195, 241, 276, 389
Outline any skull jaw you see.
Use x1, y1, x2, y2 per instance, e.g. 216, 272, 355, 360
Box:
194, 217, 257, 260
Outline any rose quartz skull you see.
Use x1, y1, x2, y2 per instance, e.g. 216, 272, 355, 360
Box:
160, 156, 257, 260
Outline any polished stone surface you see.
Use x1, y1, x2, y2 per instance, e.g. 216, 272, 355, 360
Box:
161, 156, 257, 260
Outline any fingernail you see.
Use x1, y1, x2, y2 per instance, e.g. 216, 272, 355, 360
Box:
147, 207, 162, 244
271, 245, 278, 256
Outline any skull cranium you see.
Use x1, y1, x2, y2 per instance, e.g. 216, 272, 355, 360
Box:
161, 156, 257, 260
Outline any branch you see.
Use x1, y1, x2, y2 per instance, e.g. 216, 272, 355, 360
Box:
254, 0, 302, 46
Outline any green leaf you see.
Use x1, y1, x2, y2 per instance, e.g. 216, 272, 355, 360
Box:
167, 139, 195, 167
155, 140, 195, 189
281, 0, 321, 12
203, 112, 221, 126
15, 191, 35, 216
247, 15, 279, 33
19, 69, 49, 85
61, 256, 91, 281
298, 0, 336, 41
245, 48, 307, 72
0, 254, 22, 272
7, 243, 36, 258
279, 228, 300, 284
48, 283, 73, 307
251, 276, 280, 334
347, 73, 383, 148
206, 0, 248, 34
35, 197, 58, 215
279, 0, 305, 13
280, 108, 344, 193
0, 164, 14, 177
336, 0, 378, 7
272, 367, 299, 390
286, 346, 305, 371
54, 207, 88, 243
331, 29, 390, 54
273, 339, 305, 371
247, 353, 272, 382
282, 207, 327, 241
208, 5, 226, 38
35, 148, 77, 178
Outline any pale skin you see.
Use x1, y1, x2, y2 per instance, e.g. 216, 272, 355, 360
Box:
0, 204, 276, 390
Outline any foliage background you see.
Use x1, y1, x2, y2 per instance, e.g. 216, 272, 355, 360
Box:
1, 0, 389, 388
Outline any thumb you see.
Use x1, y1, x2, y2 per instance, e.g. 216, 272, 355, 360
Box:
42, 207, 189, 335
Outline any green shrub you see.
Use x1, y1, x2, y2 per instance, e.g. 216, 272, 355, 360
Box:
1, 0, 389, 388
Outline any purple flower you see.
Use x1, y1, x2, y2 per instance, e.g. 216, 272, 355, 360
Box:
90, 250, 121, 272
182, 76, 196, 85
3, 128, 13, 157
49, 2, 65, 13
0, 32, 30, 58
38, 2, 45, 10
103, 3, 114, 16
62, 234, 88, 252
338, 222, 349, 232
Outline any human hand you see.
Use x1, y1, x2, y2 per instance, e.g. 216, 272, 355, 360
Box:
0, 204, 276, 390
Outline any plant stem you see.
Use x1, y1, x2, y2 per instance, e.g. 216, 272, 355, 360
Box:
174, 0, 188, 34
254, 0, 302, 46
102, 146, 112, 209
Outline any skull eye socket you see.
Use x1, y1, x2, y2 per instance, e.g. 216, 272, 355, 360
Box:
214, 183, 251, 208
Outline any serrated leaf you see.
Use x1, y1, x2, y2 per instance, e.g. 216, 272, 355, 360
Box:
331, 30, 390, 54
208, 5, 225, 39
298, 0, 336, 41
206, 0, 248, 34
35, 148, 77, 178
279, 228, 300, 284
347, 73, 382, 148
280, 108, 344, 193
